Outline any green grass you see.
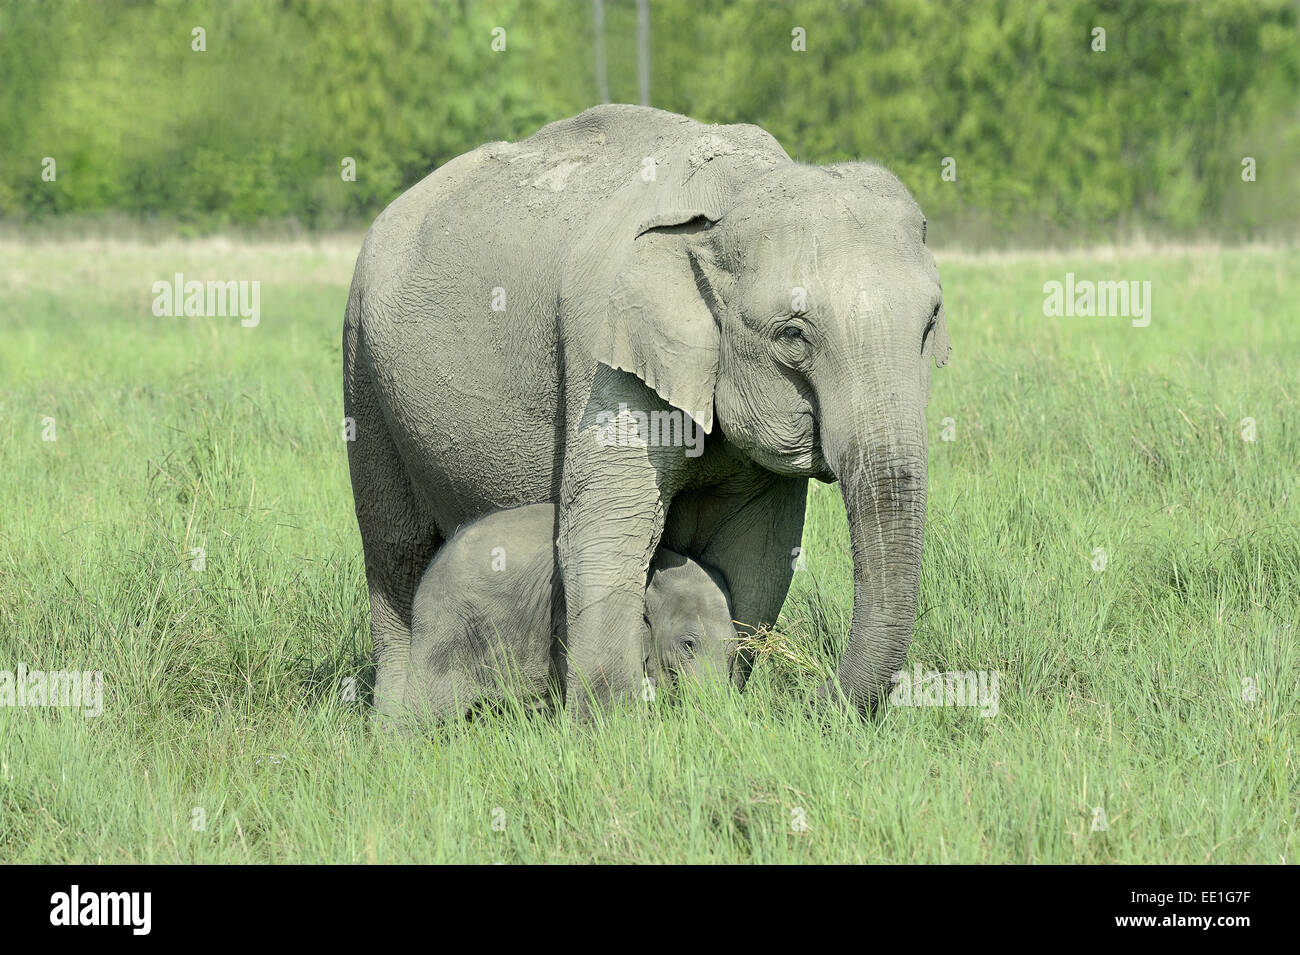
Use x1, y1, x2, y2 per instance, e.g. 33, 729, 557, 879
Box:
1, 238, 1296, 863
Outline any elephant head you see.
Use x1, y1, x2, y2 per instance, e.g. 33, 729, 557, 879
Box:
642, 550, 734, 696
570, 126, 949, 714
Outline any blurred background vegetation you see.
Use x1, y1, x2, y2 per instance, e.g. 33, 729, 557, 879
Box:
1, 0, 1296, 244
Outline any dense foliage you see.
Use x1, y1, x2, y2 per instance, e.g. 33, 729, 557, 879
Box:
1, 0, 1296, 238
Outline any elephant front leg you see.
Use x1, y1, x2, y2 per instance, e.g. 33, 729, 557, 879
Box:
556, 498, 661, 715
557, 372, 689, 716
557, 438, 675, 715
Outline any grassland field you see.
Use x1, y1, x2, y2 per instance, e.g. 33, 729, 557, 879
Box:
0, 237, 1295, 863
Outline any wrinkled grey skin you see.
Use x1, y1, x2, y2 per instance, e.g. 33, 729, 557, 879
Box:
405, 504, 732, 720
345, 104, 949, 719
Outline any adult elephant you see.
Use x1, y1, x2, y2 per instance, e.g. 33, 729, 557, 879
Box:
344, 105, 949, 719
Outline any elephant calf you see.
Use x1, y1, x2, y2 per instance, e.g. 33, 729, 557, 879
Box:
404, 504, 734, 720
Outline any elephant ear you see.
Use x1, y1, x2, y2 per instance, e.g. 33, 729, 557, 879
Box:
926, 299, 952, 368
564, 126, 788, 434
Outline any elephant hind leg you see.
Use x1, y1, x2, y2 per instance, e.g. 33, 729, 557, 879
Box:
344, 298, 440, 722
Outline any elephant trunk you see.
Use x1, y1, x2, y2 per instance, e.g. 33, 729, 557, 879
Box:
822, 397, 928, 713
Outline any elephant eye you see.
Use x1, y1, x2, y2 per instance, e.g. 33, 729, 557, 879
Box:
680, 636, 698, 654
775, 323, 812, 367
